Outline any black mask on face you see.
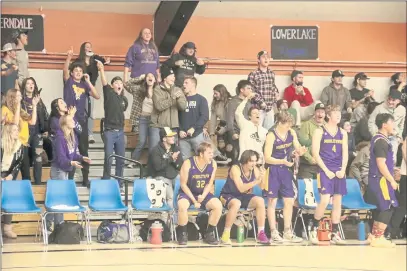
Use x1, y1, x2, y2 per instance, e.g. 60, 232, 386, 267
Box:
296, 82, 303, 86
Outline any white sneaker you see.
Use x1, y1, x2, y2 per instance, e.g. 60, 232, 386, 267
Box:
330, 232, 346, 245
370, 236, 396, 248
309, 228, 319, 245
283, 231, 303, 243
270, 230, 284, 244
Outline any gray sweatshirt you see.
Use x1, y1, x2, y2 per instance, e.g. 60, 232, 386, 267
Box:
368, 102, 406, 138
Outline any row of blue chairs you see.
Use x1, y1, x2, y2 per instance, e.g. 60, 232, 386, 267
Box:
0, 179, 174, 246
1, 178, 374, 246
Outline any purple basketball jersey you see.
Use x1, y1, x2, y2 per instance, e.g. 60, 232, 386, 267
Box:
270, 129, 294, 161
319, 126, 343, 170
186, 157, 214, 195
368, 133, 394, 177
222, 165, 256, 196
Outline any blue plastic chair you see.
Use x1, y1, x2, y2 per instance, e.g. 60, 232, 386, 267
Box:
130, 178, 173, 241
88, 179, 130, 243
252, 185, 284, 209
214, 179, 226, 198
294, 179, 345, 240
1, 180, 44, 246
342, 179, 376, 210
44, 180, 89, 245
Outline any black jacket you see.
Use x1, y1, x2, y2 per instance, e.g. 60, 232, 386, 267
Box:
148, 142, 183, 180
1, 145, 24, 178
21, 98, 49, 134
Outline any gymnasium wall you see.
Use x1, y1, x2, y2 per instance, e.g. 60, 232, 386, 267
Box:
2, 7, 406, 118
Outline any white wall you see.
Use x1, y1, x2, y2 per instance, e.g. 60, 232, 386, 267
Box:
28, 68, 393, 119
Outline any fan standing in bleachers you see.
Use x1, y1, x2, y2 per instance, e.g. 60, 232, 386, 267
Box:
2, 89, 39, 183
124, 73, 157, 166
124, 28, 160, 82
1, 124, 24, 239
63, 47, 100, 187
98, 62, 128, 187
21, 77, 49, 185
11, 29, 29, 87
74, 41, 110, 144
1, 43, 19, 96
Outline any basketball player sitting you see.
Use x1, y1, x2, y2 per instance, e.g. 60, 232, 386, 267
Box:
219, 150, 269, 245
365, 113, 399, 248
177, 142, 222, 245
263, 111, 307, 243
310, 105, 348, 245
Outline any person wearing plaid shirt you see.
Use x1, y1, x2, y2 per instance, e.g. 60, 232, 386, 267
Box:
248, 50, 279, 130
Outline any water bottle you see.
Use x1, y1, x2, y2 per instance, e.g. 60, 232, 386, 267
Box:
236, 225, 245, 243
358, 220, 366, 241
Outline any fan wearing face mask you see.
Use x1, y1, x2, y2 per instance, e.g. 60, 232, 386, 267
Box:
75, 42, 110, 144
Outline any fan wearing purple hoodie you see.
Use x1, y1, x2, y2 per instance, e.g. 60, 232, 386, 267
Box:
51, 114, 91, 179
48, 114, 91, 231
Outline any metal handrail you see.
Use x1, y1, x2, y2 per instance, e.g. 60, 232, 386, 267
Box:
107, 154, 144, 205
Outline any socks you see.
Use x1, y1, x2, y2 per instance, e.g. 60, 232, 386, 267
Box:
312, 217, 321, 231
372, 223, 385, 238
258, 227, 264, 233
332, 223, 339, 233
206, 224, 216, 233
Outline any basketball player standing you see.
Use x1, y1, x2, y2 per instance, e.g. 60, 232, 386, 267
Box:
310, 105, 348, 245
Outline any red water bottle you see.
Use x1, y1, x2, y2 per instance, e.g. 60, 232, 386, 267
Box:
150, 221, 163, 245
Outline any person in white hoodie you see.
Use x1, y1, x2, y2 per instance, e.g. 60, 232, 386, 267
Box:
235, 93, 268, 165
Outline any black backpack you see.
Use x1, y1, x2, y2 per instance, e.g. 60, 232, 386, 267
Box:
48, 222, 84, 244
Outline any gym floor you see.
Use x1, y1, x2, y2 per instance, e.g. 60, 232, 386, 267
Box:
2, 239, 406, 271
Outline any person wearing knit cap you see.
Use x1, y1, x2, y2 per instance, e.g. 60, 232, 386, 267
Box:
149, 65, 187, 150
162, 41, 206, 87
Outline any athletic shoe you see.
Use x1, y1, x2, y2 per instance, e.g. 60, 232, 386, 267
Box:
257, 230, 270, 244
330, 232, 346, 245
283, 231, 303, 243
309, 228, 319, 245
221, 231, 232, 245
88, 135, 95, 144
370, 236, 396, 248
178, 231, 188, 245
214, 154, 231, 164
203, 231, 219, 245
270, 230, 284, 244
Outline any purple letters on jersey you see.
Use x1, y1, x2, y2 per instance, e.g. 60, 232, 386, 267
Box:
187, 157, 214, 195
319, 126, 343, 169
270, 129, 293, 160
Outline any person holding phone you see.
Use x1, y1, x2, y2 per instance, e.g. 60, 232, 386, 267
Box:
63, 47, 100, 187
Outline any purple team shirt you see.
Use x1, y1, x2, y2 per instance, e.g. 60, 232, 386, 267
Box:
63, 77, 90, 122
124, 42, 159, 78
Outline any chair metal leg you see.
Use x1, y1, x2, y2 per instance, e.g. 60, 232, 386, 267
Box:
85, 212, 91, 244
251, 211, 257, 242
293, 209, 300, 232
173, 211, 178, 243
127, 210, 133, 243
43, 212, 49, 245
0, 214, 3, 247
339, 222, 345, 240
